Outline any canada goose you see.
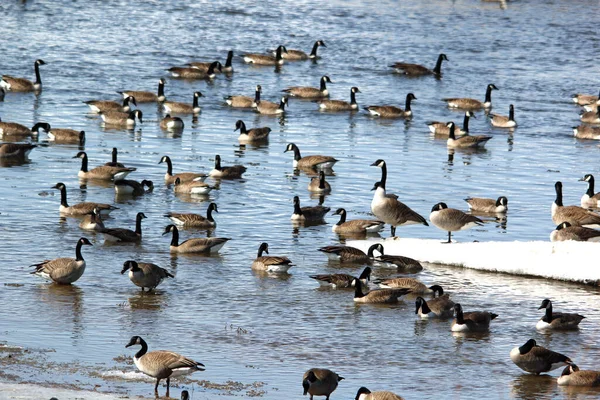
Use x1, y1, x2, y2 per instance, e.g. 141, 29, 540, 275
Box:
283, 76, 331, 98
235, 120, 271, 143
536, 299, 585, 330
100, 109, 143, 128
84, 96, 137, 113
308, 171, 332, 194
331, 208, 384, 234
558, 364, 600, 387
165, 203, 219, 228
446, 122, 492, 148
550, 221, 600, 242
256, 97, 288, 115
0, 120, 49, 137
319, 243, 383, 263
283, 40, 326, 61
52, 182, 117, 215
181, 390, 190, 400
47, 128, 85, 145
352, 279, 410, 304
573, 124, 600, 140
370, 159, 429, 236
173, 177, 213, 195
415, 293, 455, 318
114, 179, 153, 196
373, 252, 423, 273
302, 368, 342, 400
225, 85, 261, 108
509, 339, 571, 375
430, 202, 483, 243
427, 111, 474, 136
163, 224, 230, 253
121, 260, 174, 292
285, 143, 338, 170
159, 155, 208, 184
377, 278, 440, 294
490, 104, 517, 128
390, 53, 448, 77
167, 61, 221, 79
310, 266, 372, 289
1, 59, 46, 92
291, 196, 330, 221
243, 45, 287, 65
443, 83, 498, 110
580, 108, 600, 124
209, 155, 246, 179
30, 237, 92, 284
104, 147, 125, 168
451, 303, 497, 332
552, 181, 600, 228
118, 78, 166, 103
318, 87, 360, 111
578, 174, 600, 207
79, 207, 105, 231
465, 196, 508, 213
163, 91, 203, 114
125, 336, 205, 397
354, 386, 405, 400
251, 242, 294, 273
31, 237, 92, 285
160, 114, 184, 130
363, 93, 416, 118
0, 143, 37, 158
73, 151, 136, 180
101, 212, 146, 243
572, 90, 599, 105
188, 51, 234, 73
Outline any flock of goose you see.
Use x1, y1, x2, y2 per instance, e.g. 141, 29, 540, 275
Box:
2, 32, 600, 399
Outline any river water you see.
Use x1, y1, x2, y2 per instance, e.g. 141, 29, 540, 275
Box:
1, 0, 600, 399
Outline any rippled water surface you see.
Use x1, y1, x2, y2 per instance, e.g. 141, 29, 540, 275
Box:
1, 0, 600, 399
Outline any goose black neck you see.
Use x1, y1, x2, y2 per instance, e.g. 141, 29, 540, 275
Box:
59, 185, 69, 207
164, 157, 173, 175
405, 94, 413, 111
157, 81, 165, 97
254, 88, 261, 103
555, 184, 563, 207
310, 41, 319, 57
449, 124, 456, 140
433, 54, 444, 75
367, 244, 378, 257
292, 146, 302, 161
238, 121, 247, 134
80, 154, 88, 172
319, 173, 327, 189
420, 299, 432, 314
485, 86, 493, 103
192, 94, 199, 108
278, 99, 286, 109
462, 114, 471, 133
257, 246, 265, 258
75, 240, 85, 261
34, 61, 42, 85
293, 200, 303, 216
350, 90, 357, 105
135, 338, 148, 359
320, 78, 327, 92
276, 47, 283, 60
170, 227, 179, 246
207, 205, 215, 222
455, 308, 465, 324
519, 340, 535, 355
380, 162, 387, 189
545, 304, 554, 323
207, 63, 217, 75
354, 281, 366, 298
215, 157, 222, 171
587, 177, 595, 197
225, 51, 233, 68
135, 214, 144, 235
336, 210, 347, 225
509, 106, 514, 121
112, 148, 118, 164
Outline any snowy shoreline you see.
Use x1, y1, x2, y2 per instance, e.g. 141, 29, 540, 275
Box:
348, 238, 600, 285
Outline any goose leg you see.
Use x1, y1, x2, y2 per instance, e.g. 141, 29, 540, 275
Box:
390, 225, 396, 237
154, 378, 161, 396
445, 231, 452, 244
166, 378, 170, 398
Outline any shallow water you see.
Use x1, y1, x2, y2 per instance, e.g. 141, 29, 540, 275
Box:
1, 0, 600, 399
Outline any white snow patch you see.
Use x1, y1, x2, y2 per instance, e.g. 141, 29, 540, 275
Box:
348, 237, 600, 285
102, 369, 152, 381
